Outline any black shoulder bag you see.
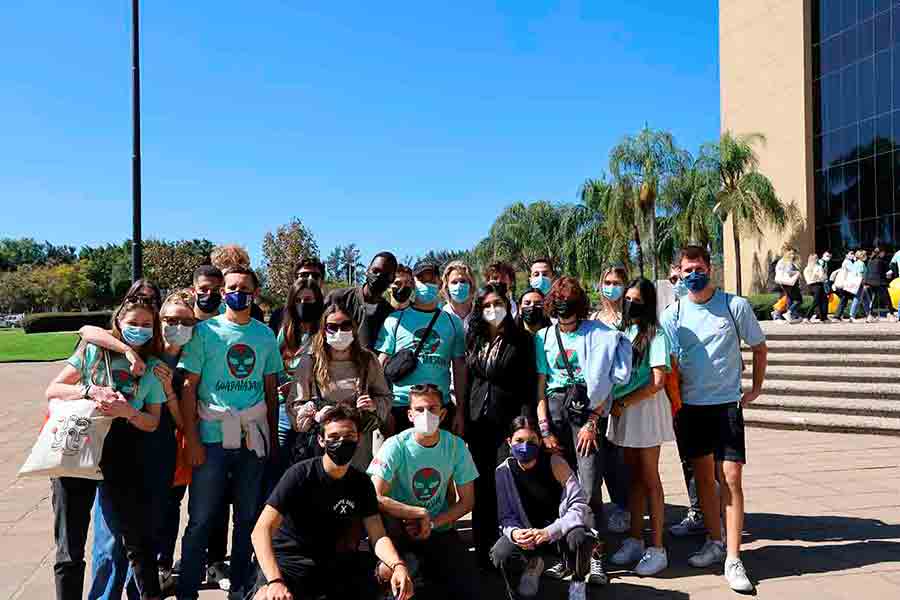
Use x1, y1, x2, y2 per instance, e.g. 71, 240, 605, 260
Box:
383, 310, 442, 385
554, 324, 591, 426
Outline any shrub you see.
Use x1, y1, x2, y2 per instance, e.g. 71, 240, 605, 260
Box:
22, 311, 112, 334
747, 293, 815, 321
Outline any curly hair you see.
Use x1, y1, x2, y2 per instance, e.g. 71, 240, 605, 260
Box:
544, 276, 589, 320
210, 244, 251, 270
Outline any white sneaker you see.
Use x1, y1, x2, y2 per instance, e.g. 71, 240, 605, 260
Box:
724, 557, 754, 592
788, 315, 803, 324
544, 560, 571, 580
866, 316, 875, 323
610, 537, 645, 566
517, 555, 544, 597
607, 507, 631, 534
669, 511, 706, 537
635, 547, 668, 576
568, 580, 587, 600
688, 539, 726, 568
850, 317, 858, 323
587, 552, 608, 585
770, 310, 784, 321
809, 315, 820, 323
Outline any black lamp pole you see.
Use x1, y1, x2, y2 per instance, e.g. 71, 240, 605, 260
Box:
131, 0, 143, 281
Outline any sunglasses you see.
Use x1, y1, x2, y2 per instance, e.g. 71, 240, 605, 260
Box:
668, 276, 679, 284
324, 321, 354, 333
297, 272, 322, 281
161, 317, 197, 327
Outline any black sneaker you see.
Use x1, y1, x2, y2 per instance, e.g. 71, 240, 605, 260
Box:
206, 560, 231, 590
587, 551, 608, 586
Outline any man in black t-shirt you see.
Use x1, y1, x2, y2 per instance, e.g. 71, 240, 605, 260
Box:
324, 252, 398, 350
250, 405, 413, 600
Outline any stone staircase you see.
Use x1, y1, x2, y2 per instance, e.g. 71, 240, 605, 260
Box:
741, 321, 900, 435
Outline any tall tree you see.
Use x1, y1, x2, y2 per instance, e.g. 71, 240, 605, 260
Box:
663, 153, 719, 249
340, 244, 364, 285
701, 131, 797, 295
474, 201, 568, 273
324, 246, 344, 282
143, 239, 215, 291
574, 177, 637, 276
261, 218, 319, 299
609, 126, 684, 280
0, 238, 46, 270
79, 241, 132, 307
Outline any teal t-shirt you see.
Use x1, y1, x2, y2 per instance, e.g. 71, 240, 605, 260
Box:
612, 325, 671, 399
178, 315, 282, 443
66, 343, 165, 410
660, 290, 765, 406
367, 429, 478, 531
375, 308, 465, 407
534, 324, 587, 392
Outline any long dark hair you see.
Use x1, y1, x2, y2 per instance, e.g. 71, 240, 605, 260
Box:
280, 278, 324, 361
507, 415, 539, 437
514, 288, 551, 331
622, 277, 658, 364
466, 283, 517, 354
310, 303, 375, 391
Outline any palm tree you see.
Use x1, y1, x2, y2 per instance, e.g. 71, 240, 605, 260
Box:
701, 131, 797, 296
663, 153, 719, 248
475, 201, 567, 273
573, 177, 636, 275
609, 126, 683, 280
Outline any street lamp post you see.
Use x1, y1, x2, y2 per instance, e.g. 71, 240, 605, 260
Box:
131, 0, 143, 281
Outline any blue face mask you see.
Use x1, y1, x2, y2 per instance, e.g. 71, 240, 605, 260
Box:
448, 281, 470, 303
224, 290, 252, 311
510, 441, 540, 463
673, 278, 689, 298
683, 270, 710, 294
415, 281, 439, 304
529, 275, 552, 295
601, 284, 624, 301
121, 324, 153, 347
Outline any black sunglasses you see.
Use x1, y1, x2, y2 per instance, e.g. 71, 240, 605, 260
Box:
297, 271, 322, 281
324, 321, 354, 333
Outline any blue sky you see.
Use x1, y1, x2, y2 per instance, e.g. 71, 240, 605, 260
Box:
1, 1, 719, 267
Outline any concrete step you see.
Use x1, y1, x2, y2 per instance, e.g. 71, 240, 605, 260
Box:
759, 320, 900, 339
742, 352, 900, 369
749, 394, 900, 418
743, 408, 900, 436
741, 365, 899, 384
758, 339, 900, 354
742, 380, 900, 400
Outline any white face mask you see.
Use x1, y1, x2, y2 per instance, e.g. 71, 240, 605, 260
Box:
326, 330, 354, 351
163, 324, 193, 347
412, 409, 441, 435
482, 305, 507, 325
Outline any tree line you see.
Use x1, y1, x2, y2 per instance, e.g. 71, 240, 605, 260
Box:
1, 127, 796, 314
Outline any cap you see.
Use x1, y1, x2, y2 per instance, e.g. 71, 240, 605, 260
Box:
413, 260, 439, 277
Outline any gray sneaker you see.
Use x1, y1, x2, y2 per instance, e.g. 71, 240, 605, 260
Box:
724, 557, 754, 592
544, 560, 571, 580
669, 511, 706, 537
517, 555, 544, 597
688, 539, 726, 568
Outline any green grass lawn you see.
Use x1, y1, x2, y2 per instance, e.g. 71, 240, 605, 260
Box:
0, 329, 79, 363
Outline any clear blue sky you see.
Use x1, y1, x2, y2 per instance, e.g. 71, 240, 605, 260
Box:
1, 1, 719, 267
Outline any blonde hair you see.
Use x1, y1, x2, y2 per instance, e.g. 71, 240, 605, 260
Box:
441, 260, 475, 303
161, 289, 195, 313
856, 250, 868, 260
210, 244, 251, 270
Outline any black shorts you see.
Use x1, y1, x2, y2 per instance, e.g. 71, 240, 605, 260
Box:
674, 403, 746, 464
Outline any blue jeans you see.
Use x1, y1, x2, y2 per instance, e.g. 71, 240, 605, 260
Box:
850, 289, 872, 318
177, 443, 265, 599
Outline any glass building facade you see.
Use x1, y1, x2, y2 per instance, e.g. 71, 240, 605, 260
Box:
813, 0, 900, 253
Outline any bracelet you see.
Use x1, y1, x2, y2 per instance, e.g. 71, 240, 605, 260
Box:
582, 420, 596, 432
539, 424, 552, 437
389, 560, 408, 571
266, 577, 286, 586
81, 383, 92, 399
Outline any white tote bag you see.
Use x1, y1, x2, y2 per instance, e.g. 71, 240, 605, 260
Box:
843, 272, 864, 296
18, 351, 115, 480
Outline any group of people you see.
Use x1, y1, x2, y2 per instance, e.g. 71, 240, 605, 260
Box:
45, 242, 768, 600
772, 244, 900, 324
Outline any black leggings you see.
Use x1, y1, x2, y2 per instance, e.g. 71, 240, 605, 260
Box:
491, 528, 594, 595
805, 283, 829, 321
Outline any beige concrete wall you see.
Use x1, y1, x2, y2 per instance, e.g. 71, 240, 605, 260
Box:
720, 0, 815, 295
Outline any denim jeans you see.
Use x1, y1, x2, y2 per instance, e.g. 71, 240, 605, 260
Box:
52, 477, 98, 600
850, 288, 872, 318
177, 442, 265, 599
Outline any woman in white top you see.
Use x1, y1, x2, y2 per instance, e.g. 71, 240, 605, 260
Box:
775, 248, 803, 323
803, 252, 831, 323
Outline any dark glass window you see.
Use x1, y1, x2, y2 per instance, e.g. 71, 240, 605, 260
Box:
893, 6, 900, 44
861, 0, 876, 22
861, 117, 876, 156
877, 112, 893, 152
879, 215, 894, 244
843, 26, 859, 65
860, 156, 877, 218
861, 18, 875, 57
843, 65, 859, 126
877, 0, 892, 15
878, 152, 895, 214
876, 11, 892, 51
876, 50, 892, 114
859, 57, 876, 119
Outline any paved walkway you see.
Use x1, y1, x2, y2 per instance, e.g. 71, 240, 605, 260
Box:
1, 362, 898, 599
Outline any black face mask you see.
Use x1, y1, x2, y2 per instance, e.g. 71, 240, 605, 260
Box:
366, 271, 391, 295
196, 292, 222, 314
553, 298, 576, 319
623, 299, 646, 322
297, 301, 323, 324
521, 305, 544, 325
392, 286, 413, 303
324, 439, 358, 466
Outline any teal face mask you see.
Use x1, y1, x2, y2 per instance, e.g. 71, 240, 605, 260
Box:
448, 281, 470, 303
415, 281, 440, 304
529, 275, 552, 295
601, 284, 624, 301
